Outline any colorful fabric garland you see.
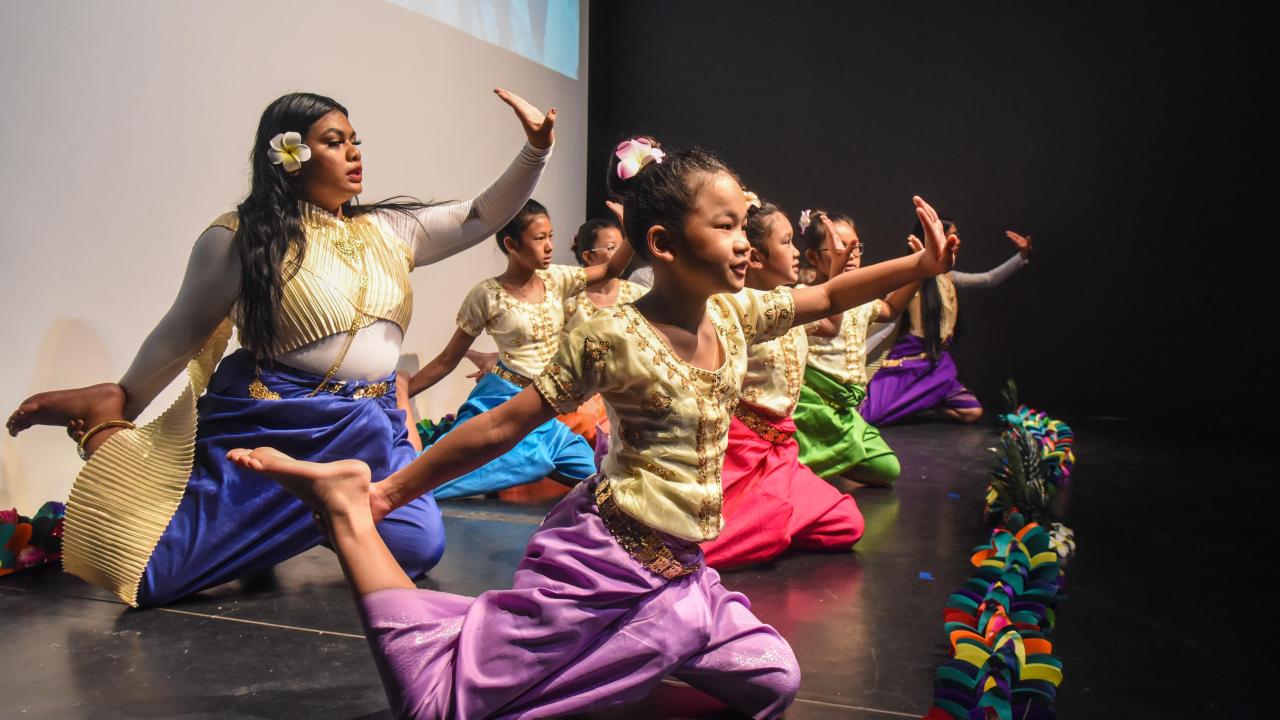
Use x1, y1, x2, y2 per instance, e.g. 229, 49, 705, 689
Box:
924, 383, 1075, 720
0, 501, 65, 575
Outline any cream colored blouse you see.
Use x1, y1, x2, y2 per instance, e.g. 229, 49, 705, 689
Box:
805, 298, 881, 386
738, 325, 809, 419
456, 264, 588, 379
535, 287, 796, 542
561, 279, 648, 332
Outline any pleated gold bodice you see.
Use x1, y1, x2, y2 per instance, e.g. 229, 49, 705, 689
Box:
209, 203, 415, 356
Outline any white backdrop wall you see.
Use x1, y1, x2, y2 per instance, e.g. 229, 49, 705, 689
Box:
0, 0, 590, 510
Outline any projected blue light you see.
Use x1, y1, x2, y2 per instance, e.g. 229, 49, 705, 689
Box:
388, 0, 580, 79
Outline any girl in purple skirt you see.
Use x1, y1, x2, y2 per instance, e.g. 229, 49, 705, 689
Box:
860, 218, 1033, 425
227, 139, 959, 719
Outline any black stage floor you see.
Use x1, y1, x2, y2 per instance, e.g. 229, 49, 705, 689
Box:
0, 420, 1263, 718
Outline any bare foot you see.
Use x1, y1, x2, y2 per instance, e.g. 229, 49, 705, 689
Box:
226, 447, 372, 517
7, 383, 126, 438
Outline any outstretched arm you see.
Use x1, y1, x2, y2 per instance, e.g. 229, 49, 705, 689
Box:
406, 328, 478, 397
373, 386, 556, 516
118, 226, 240, 419
792, 197, 958, 327
380, 89, 558, 267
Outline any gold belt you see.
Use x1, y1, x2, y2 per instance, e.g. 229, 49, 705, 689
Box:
490, 365, 533, 388
248, 367, 389, 401
732, 403, 794, 445
879, 351, 928, 369
594, 478, 699, 581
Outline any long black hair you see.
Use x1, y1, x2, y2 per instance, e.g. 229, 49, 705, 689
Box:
907, 215, 957, 360
606, 136, 738, 261
235, 92, 437, 355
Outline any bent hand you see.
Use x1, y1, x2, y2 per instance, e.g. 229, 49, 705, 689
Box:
495, 88, 556, 150
906, 234, 924, 253
912, 196, 959, 276
465, 350, 498, 381
1006, 230, 1033, 258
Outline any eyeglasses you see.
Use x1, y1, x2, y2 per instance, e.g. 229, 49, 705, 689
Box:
583, 244, 618, 256
818, 243, 864, 257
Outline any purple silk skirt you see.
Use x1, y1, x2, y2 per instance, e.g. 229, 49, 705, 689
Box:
358, 479, 800, 719
860, 334, 981, 426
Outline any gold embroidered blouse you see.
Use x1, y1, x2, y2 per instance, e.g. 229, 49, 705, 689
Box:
561, 279, 648, 332
805, 299, 881, 386
738, 325, 809, 419
535, 287, 796, 542
456, 264, 589, 379
210, 204, 415, 357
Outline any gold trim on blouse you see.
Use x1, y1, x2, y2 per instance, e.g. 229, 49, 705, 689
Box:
534, 287, 796, 542
456, 265, 588, 379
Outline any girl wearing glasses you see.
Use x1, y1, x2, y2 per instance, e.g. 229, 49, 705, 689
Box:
555, 217, 649, 445
792, 211, 917, 486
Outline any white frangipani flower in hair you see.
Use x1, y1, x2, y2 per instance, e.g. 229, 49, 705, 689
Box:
268, 131, 312, 173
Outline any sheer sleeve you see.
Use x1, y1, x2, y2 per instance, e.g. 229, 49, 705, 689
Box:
949, 252, 1028, 289
375, 142, 552, 267
117, 225, 240, 419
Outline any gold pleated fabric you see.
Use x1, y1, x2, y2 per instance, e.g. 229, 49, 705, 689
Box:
62, 318, 233, 606
61, 205, 413, 606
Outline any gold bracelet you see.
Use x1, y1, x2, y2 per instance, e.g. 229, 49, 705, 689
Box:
77, 419, 137, 461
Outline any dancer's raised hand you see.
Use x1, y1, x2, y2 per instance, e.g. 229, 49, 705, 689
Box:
495, 88, 556, 150
822, 215, 859, 277
1006, 230, 1033, 259
906, 234, 924, 253
913, 196, 959, 275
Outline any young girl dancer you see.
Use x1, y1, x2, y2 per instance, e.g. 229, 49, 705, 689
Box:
700, 198, 867, 569
404, 200, 634, 500
554, 217, 649, 444
860, 218, 1032, 425
5, 89, 556, 607
792, 211, 918, 485
227, 140, 958, 718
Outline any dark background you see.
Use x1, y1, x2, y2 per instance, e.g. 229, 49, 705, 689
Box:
586, 1, 1271, 424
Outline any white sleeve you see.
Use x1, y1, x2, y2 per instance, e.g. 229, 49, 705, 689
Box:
117, 226, 240, 419
949, 253, 1028, 289
376, 142, 552, 267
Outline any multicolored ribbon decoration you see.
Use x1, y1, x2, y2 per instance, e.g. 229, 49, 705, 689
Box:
924, 381, 1075, 719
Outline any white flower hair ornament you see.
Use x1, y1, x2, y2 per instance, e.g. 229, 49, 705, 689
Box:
798, 209, 812, 233
614, 138, 665, 180
743, 190, 761, 209
268, 131, 312, 173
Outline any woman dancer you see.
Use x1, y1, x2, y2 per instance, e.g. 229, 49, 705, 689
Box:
404, 200, 634, 500
700, 198, 867, 569
554, 216, 649, 444
227, 139, 958, 718
5, 88, 556, 607
860, 218, 1032, 425
792, 211, 918, 485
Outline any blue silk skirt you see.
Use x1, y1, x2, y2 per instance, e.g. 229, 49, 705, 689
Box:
430, 367, 597, 500
135, 349, 446, 607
